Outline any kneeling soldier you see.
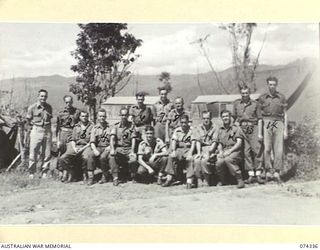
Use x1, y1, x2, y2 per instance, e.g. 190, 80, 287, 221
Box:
214, 110, 245, 189
136, 125, 168, 183
89, 109, 114, 185
58, 111, 93, 183
193, 111, 218, 186
163, 114, 196, 188
109, 107, 137, 183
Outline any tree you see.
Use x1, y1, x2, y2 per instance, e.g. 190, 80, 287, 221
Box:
158, 72, 172, 93
70, 23, 142, 121
219, 23, 266, 92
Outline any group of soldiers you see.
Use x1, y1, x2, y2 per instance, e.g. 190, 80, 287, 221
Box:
23, 75, 288, 189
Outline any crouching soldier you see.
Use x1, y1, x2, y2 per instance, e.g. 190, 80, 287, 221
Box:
193, 111, 218, 186
58, 110, 93, 183
136, 125, 168, 184
214, 110, 245, 189
89, 109, 114, 186
109, 107, 137, 183
163, 115, 196, 188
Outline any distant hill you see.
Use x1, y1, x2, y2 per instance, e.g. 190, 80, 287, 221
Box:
0, 58, 317, 121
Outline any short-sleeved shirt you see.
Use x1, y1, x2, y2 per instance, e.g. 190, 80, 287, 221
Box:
172, 126, 193, 148
214, 124, 244, 150
152, 99, 174, 125
90, 122, 112, 147
71, 122, 93, 145
137, 138, 167, 157
26, 102, 53, 126
192, 123, 218, 146
57, 107, 80, 129
167, 109, 189, 130
129, 104, 153, 126
111, 121, 136, 148
258, 92, 287, 119
233, 98, 262, 123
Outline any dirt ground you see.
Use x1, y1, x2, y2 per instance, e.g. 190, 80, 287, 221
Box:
1, 172, 320, 225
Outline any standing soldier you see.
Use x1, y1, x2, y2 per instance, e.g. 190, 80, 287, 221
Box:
259, 76, 288, 183
56, 95, 80, 177
152, 87, 174, 141
58, 110, 93, 183
136, 125, 168, 184
26, 89, 53, 178
214, 110, 245, 189
129, 92, 153, 141
89, 109, 114, 185
165, 97, 189, 145
163, 115, 196, 188
233, 87, 264, 184
109, 107, 137, 183
193, 111, 218, 186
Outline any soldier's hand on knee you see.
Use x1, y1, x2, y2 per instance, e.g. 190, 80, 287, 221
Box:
110, 149, 116, 156
223, 150, 232, 157
258, 134, 263, 142
170, 151, 177, 158
217, 152, 224, 158
148, 168, 155, 175
149, 154, 157, 163
194, 154, 202, 159
93, 149, 100, 157
129, 152, 136, 161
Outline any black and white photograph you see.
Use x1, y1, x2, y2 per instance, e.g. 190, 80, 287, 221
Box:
0, 22, 319, 225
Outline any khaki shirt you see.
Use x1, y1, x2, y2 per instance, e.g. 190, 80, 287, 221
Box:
152, 99, 174, 125
71, 122, 93, 145
111, 121, 136, 148
138, 138, 167, 157
233, 98, 262, 123
129, 104, 153, 126
172, 126, 193, 148
90, 122, 112, 147
57, 107, 80, 129
167, 109, 189, 130
26, 102, 52, 126
214, 124, 244, 150
192, 123, 218, 146
258, 92, 287, 119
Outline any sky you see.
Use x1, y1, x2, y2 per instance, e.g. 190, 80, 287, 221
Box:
0, 23, 318, 78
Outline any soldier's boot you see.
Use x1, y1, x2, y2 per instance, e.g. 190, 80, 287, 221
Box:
186, 177, 197, 189
157, 173, 163, 185
255, 170, 265, 184
162, 174, 173, 187
273, 171, 282, 184
61, 170, 68, 182
245, 171, 255, 184
82, 172, 88, 184
87, 171, 94, 186
66, 170, 75, 183
203, 173, 212, 187
99, 171, 109, 184
236, 174, 245, 189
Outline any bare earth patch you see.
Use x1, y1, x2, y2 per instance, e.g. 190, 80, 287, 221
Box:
1, 173, 320, 225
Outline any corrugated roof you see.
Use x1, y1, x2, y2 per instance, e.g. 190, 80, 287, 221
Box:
102, 96, 159, 105
192, 94, 261, 104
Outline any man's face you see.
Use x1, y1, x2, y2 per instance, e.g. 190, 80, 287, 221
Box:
221, 112, 231, 126
181, 118, 189, 130
64, 97, 73, 108
175, 98, 184, 110
137, 95, 144, 105
38, 91, 47, 104
120, 109, 129, 123
97, 111, 107, 123
240, 88, 250, 102
145, 130, 155, 141
202, 113, 211, 126
79, 112, 89, 123
267, 80, 278, 94
160, 90, 168, 101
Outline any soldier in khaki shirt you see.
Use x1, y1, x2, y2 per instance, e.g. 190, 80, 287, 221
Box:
26, 89, 53, 178
193, 111, 218, 186
89, 109, 115, 185
163, 115, 196, 188
152, 87, 174, 141
110, 108, 137, 183
233, 87, 264, 184
213, 110, 245, 189
259, 76, 288, 183
136, 126, 168, 184
58, 110, 93, 183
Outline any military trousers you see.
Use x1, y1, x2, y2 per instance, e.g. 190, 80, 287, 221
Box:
135, 155, 168, 176
58, 144, 91, 171
109, 147, 136, 176
216, 150, 242, 184
28, 125, 52, 174
194, 146, 216, 178
263, 118, 284, 172
87, 146, 110, 172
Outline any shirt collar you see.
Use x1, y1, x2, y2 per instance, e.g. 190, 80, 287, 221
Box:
201, 122, 213, 132
266, 91, 280, 99
97, 122, 108, 129
158, 98, 169, 105
240, 98, 252, 105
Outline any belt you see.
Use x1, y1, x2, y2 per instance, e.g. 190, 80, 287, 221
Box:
240, 121, 258, 126
60, 127, 73, 131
